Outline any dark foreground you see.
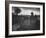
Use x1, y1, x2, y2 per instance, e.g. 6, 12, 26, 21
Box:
12, 15, 40, 31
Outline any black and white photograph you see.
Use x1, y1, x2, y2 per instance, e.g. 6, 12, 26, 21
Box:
5, 1, 45, 37
12, 7, 40, 31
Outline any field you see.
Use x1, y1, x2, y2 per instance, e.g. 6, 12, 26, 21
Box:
12, 15, 40, 31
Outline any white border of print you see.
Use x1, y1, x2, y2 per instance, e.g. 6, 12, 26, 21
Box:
9, 4, 43, 35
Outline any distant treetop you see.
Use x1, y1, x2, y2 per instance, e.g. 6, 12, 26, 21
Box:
31, 12, 34, 16
14, 7, 21, 14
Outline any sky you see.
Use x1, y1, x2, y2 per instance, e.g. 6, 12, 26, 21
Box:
12, 7, 40, 16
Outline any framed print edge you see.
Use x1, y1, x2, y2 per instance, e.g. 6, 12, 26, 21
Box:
5, 1, 45, 37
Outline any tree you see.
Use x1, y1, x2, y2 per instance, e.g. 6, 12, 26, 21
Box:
31, 12, 34, 16
14, 7, 21, 15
